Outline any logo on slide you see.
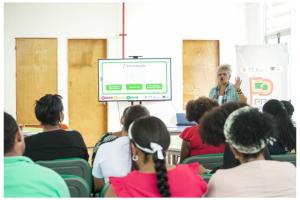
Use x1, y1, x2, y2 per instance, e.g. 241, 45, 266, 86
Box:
249, 77, 273, 96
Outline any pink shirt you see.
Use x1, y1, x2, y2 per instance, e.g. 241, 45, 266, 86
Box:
109, 162, 207, 197
206, 160, 296, 197
180, 125, 225, 156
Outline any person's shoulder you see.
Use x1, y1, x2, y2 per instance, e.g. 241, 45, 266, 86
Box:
99, 136, 129, 150
180, 126, 198, 139
265, 159, 296, 169
209, 86, 218, 93
24, 131, 50, 143
65, 129, 81, 135
170, 162, 199, 176
99, 132, 118, 144
26, 160, 64, 179
62, 130, 85, 139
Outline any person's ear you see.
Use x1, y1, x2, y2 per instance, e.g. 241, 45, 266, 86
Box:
60, 112, 64, 122
15, 129, 25, 154
130, 143, 138, 156
15, 129, 23, 143
120, 116, 125, 125
230, 146, 241, 160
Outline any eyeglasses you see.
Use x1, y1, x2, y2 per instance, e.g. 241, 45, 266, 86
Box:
217, 73, 228, 77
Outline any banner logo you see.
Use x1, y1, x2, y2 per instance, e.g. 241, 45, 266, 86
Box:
250, 77, 273, 96
249, 77, 273, 106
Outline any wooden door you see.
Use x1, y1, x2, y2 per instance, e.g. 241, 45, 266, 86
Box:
182, 40, 219, 108
16, 38, 57, 125
68, 39, 107, 147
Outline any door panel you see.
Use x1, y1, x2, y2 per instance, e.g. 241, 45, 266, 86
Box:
16, 38, 57, 125
68, 39, 107, 147
182, 40, 219, 108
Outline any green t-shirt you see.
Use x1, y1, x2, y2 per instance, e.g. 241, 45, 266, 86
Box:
4, 156, 70, 197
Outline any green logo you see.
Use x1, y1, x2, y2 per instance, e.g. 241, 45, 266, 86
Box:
255, 82, 268, 90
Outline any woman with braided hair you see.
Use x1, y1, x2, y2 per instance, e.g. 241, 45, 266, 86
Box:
106, 116, 207, 197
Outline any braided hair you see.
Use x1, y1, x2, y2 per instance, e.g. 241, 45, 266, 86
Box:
130, 116, 171, 197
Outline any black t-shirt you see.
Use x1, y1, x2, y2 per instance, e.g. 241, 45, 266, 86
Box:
24, 129, 89, 161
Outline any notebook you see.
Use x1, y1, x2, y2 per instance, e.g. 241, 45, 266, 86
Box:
176, 113, 197, 126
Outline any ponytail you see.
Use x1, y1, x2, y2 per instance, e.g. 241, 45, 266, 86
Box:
153, 154, 171, 197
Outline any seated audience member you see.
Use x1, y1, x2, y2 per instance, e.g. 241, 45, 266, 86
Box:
179, 97, 224, 163
106, 116, 208, 197
4, 112, 70, 197
24, 94, 89, 161
281, 100, 294, 119
281, 100, 296, 127
91, 106, 130, 165
200, 102, 272, 169
263, 99, 296, 154
92, 105, 150, 193
206, 107, 296, 197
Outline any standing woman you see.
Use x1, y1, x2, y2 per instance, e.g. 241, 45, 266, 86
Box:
24, 94, 89, 161
106, 116, 208, 197
209, 64, 247, 105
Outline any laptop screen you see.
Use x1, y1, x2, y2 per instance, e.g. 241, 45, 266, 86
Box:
176, 113, 196, 126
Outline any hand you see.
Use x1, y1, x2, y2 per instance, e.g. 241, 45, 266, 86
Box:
199, 164, 207, 175
234, 76, 242, 90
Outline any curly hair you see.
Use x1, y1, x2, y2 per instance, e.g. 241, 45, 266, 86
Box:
35, 94, 63, 126
229, 108, 276, 158
281, 100, 294, 117
200, 102, 248, 146
130, 116, 171, 197
263, 99, 296, 151
186, 96, 219, 123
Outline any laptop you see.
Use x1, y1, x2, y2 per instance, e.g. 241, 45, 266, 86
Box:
176, 113, 197, 126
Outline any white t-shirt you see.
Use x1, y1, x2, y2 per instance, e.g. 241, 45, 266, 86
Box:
218, 96, 224, 105
206, 160, 296, 197
92, 136, 132, 182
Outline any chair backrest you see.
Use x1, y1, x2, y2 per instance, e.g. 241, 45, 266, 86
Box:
99, 182, 110, 197
182, 154, 224, 169
201, 174, 212, 183
271, 154, 296, 166
36, 158, 92, 192
61, 175, 91, 197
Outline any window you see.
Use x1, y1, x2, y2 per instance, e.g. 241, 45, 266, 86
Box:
264, 2, 291, 44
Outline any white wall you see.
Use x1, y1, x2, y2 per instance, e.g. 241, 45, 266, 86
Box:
4, 3, 122, 123
108, 1, 250, 130
5, 2, 261, 131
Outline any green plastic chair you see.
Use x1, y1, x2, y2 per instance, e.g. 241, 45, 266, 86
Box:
99, 182, 110, 197
61, 175, 91, 197
271, 154, 296, 166
201, 173, 212, 183
36, 158, 92, 193
181, 153, 224, 169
